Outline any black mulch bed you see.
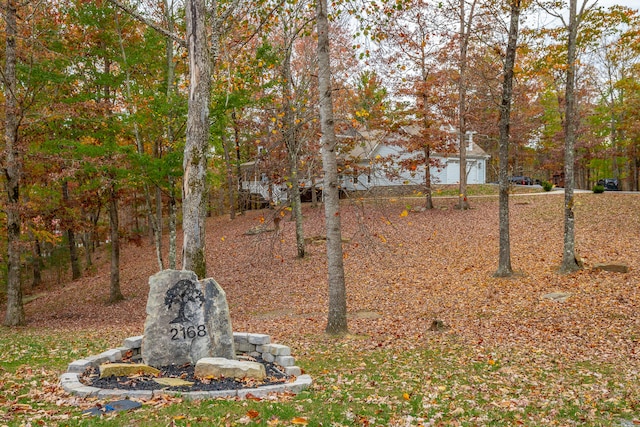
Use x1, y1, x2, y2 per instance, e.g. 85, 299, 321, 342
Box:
81, 359, 290, 392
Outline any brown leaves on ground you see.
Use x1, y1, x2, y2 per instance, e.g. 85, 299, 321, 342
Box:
17, 192, 640, 364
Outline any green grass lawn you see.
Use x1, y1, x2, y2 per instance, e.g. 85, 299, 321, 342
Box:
2, 328, 638, 426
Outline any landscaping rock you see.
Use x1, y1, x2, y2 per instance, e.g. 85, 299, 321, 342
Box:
258, 344, 291, 356
593, 262, 629, 273
123, 336, 143, 349
67, 359, 92, 373
247, 333, 271, 345
99, 363, 161, 378
276, 355, 295, 367
541, 292, 571, 303
284, 366, 302, 376
194, 357, 266, 380
154, 377, 195, 387
98, 349, 123, 363
141, 270, 235, 367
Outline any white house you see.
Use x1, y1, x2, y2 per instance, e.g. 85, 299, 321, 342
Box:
238, 125, 490, 206
340, 126, 490, 192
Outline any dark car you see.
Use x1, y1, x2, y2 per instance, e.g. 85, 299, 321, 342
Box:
597, 178, 620, 191
509, 176, 533, 185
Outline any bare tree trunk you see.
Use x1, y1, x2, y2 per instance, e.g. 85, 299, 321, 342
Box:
67, 225, 81, 280
418, 29, 434, 210
32, 239, 43, 288
155, 183, 164, 263
82, 232, 93, 268
424, 146, 434, 209
317, 0, 347, 335
223, 133, 236, 220
282, 41, 305, 258
560, 0, 585, 274
232, 110, 245, 215
108, 180, 124, 302
182, 0, 211, 278
457, 0, 477, 210
288, 150, 305, 258
311, 176, 318, 208
81, 206, 99, 269
3, 0, 25, 326
495, 0, 521, 278
168, 179, 178, 269
165, 0, 177, 268
632, 146, 639, 191
62, 180, 82, 280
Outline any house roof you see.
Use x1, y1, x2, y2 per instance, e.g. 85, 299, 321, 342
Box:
342, 125, 490, 162
344, 129, 386, 160
399, 125, 490, 158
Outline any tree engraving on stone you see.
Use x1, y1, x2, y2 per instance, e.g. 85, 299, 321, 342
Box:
164, 279, 205, 324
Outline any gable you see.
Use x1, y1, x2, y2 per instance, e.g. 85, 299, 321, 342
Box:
343, 126, 490, 164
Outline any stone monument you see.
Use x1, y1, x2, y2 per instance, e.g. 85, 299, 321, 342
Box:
141, 270, 235, 367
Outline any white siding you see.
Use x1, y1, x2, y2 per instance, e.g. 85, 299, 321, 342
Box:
347, 146, 488, 188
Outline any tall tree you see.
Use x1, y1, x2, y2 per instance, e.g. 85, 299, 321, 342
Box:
279, 0, 313, 259
589, 6, 640, 189
258, 0, 318, 258
182, 0, 211, 278
456, 0, 479, 210
66, 0, 134, 300
114, 11, 164, 271
378, 0, 450, 209
495, 0, 523, 278
3, 0, 25, 326
108, 175, 124, 302
317, 0, 348, 335
559, 0, 595, 273
164, 0, 180, 270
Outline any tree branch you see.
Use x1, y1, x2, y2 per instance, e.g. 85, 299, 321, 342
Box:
106, 0, 186, 48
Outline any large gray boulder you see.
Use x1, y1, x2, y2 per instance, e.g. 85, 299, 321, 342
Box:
141, 270, 235, 367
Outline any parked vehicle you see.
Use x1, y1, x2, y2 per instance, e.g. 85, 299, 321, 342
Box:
509, 176, 533, 185
597, 178, 619, 191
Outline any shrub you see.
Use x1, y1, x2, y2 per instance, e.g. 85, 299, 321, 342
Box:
542, 181, 553, 192
593, 184, 605, 193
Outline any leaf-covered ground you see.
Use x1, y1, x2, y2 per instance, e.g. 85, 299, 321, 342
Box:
21, 191, 640, 363
3, 191, 640, 425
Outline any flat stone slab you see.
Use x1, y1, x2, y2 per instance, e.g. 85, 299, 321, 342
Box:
67, 359, 92, 373
593, 262, 629, 273
195, 357, 266, 380
99, 363, 161, 378
541, 292, 571, 303
154, 377, 195, 387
